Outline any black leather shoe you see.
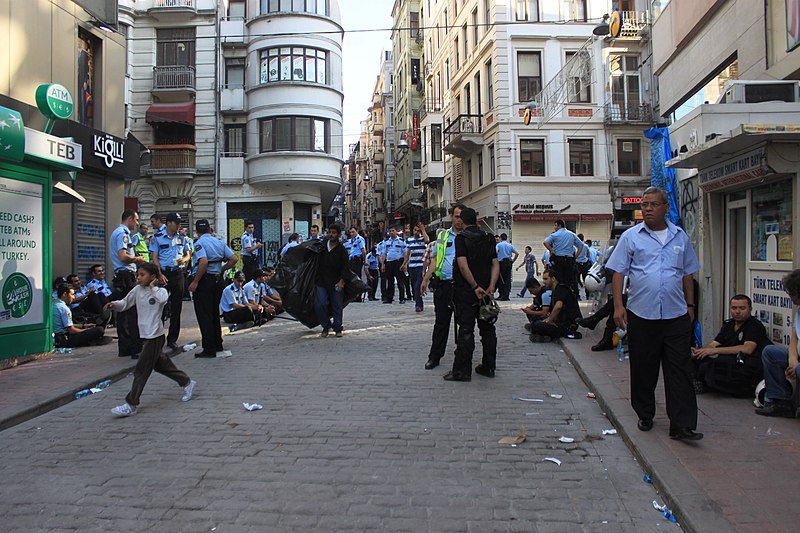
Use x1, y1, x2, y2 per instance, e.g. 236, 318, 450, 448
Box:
669, 428, 704, 441
591, 339, 614, 352
442, 371, 471, 382
195, 351, 216, 358
637, 418, 653, 432
474, 364, 495, 378
576, 316, 600, 330
755, 401, 795, 418
424, 359, 440, 370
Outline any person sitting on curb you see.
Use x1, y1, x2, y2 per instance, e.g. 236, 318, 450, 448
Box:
243, 269, 276, 321
220, 271, 264, 330
521, 275, 551, 332
53, 284, 110, 348
755, 269, 800, 418
691, 294, 770, 397
529, 268, 582, 343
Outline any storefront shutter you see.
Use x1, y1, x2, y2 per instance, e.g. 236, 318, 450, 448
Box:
74, 174, 107, 279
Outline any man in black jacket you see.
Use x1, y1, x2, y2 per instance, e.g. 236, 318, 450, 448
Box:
314, 224, 351, 338
445, 207, 500, 382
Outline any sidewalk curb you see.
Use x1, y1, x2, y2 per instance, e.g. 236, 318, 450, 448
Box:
559, 339, 736, 533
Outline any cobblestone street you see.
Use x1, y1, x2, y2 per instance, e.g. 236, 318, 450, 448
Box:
0, 298, 668, 532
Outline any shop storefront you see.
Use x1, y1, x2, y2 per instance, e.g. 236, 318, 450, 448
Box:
669, 126, 800, 344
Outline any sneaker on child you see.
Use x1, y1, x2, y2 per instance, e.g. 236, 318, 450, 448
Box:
182, 380, 196, 402
111, 403, 137, 417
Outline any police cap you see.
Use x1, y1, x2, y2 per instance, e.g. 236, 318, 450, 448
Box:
165, 212, 182, 223
195, 219, 210, 232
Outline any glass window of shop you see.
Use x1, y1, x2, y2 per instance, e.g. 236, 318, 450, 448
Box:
750, 179, 793, 262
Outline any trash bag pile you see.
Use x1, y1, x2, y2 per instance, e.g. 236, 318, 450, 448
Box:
269, 239, 369, 329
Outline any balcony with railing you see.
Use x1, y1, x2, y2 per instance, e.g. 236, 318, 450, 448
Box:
443, 114, 484, 158
148, 0, 198, 20
604, 102, 653, 124
221, 17, 245, 45
146, 145, 197, 179
617, 11, 650, 39
153, 65, 196, 95
220, 152, 245, 185
220, 84, 245, 112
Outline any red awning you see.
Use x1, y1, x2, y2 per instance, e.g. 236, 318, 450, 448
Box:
145, 101, 196, 125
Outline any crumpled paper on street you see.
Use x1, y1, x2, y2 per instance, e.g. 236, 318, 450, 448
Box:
543, 457, 562, 466
602, 429, 618, 435
558, 436, 575, 443
242, 402, 263, 411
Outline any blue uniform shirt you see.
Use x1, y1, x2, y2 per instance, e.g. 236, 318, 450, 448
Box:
542, 249, 551, 266
545, 228, 584, 257
149, 230, 190, 270
194, 233, 235, 275
605, 221, 700, 320
243, 279, 271, 303
281, 241, 299, 256
220, 282, 246, 313
382, 236, 407, 262
86, 278, 113, 297
109, 224, 136, 272
366, 252, 379, 270
587, 246, 599, 264
241, 231, 258, 257
541, 289, 552, 307
431, 228, 457, 280
376, 240, 388, 257
496, 241, 517, 261
345, 234, 366, 259
52, 299, 72, 334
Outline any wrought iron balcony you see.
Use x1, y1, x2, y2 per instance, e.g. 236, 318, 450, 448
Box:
147, 145, 197, 176
604, 102, 652, 124
148, 0, 197, 20
153, 65, 196, 93
443, 114, 484, 158
618, 11, 650, 39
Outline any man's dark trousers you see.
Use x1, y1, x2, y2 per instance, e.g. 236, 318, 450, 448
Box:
242, 255, 258, 281
499, 259, 513, 299
530, 320, 567, 339
627, 311, 697, 429
367, 268, 379, 299
383, 260, 405, 303
112, 270, 142, 357
164, 268, 185, 345
409, 266, 423, 308
193, 274, 224, 354
380, 266, 389, 302
452, 288, 497, 376
428, 280, 454, 363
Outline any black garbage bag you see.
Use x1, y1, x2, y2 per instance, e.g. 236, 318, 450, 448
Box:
270, 239, 369, 329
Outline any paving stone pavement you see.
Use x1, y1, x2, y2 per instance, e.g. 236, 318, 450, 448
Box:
0, 297, 675, 532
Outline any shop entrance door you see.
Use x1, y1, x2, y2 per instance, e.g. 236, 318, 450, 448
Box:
226, 202, 282, 270
724, 196, 747, 304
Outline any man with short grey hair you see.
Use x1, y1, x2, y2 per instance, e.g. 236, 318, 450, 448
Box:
607, 186, 703, 441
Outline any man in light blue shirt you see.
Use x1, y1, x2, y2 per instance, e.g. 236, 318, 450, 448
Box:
281, 233, 301, 257
109, 210, 147, 358
241, 221, 263, 281
606, 186, 702, 441
495, 233, 518, 300
543, 220, 584, 292
220, 271, 262, 329
380, 227, 408, 304
365, 246, 380, 301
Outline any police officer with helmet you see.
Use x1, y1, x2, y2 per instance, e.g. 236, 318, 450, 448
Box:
189, 219, 238, 358
109, 209, 147, 358
149, 212, 191, 353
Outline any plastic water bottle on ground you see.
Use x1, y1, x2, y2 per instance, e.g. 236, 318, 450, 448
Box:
74, 389, 92, 399
182, 343, 197, 352
616, 329, 626, 363
96, 380, 111, 390
55, 347, 73, 354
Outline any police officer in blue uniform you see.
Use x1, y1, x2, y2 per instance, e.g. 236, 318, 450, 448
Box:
380, 226, 408, 304
150, 212, 191, 353
109, 210, 147, 358
189, 219, 238, 358
345, 227, 367, 301
365, 246, 380, 301
495, 233, 519, 300
240, 221, 262, 281
543, 219, 584, 293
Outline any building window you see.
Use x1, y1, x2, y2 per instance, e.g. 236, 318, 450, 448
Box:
472, 9, 479, 46
569, 139, 593, 176
486, 59, 493, 109
485, 0, 491, 33
751, 179, 793, 262
227, 0, 246, 18
225, 58, 245, 87
490, 143, 496, 181
262, 0, 329, 16
445, 59, 450, 88
455, 37, 460, 69
566, 51, 591, 103
563, 0, 587, 22
617, 139, 641, 175
260, 47, 327, 84
431, 124, 442, 161
478, 152, 484, 186
520, 139, 545, 176
77, 29, 98, 128
259, 116, 329, 153
516, 0, 539, 21
517, 52, 541, 103
610, 54, 641, 120
156, 28, 196, 67
410, 11, 420, 38
224, 124, 246, 155
466, 157, 473, 191
462, 24, 468, 61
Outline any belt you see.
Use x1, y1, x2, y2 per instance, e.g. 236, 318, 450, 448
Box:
163, 266, 182, 272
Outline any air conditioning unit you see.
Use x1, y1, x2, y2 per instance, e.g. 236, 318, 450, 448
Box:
716, 80, 800, 105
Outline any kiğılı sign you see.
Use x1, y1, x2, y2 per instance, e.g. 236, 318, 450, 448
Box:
0, 176, 43, 328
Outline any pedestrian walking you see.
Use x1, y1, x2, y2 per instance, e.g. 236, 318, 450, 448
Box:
345, 227, 367, 301
149, 212, 191, 353
380, 226, 408, 304
109, 210, 147, 358
189, 219, 238, 358
607, 186, 703, 441
445, 207, 500, 381
314, 224, 350, 337
405, 222, 429, 312
515, 246, 539, 297
241, 221, 263, 281
496, 233, 518, 300
420, 204, 465, 370
107, 262, 196, 417
543, 220, 584, 294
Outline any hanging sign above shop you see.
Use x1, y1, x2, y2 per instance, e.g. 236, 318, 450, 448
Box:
23, 128, 82, 170
512, 204, 570, 215
0, 105, 25, 163
698, 147, 769, 191
35, 84, 74, 121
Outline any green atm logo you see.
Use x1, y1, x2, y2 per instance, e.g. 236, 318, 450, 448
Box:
2, 273, 33, 319
35, 84, 74, 121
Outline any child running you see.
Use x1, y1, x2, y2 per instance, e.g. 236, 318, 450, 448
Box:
105, 262, 196, 417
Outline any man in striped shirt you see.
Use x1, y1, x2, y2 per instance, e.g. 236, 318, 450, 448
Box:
405, 222, 430, 312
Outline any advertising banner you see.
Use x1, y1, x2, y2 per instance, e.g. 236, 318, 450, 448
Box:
751, 270, 794, 346
0, 176, 44, 328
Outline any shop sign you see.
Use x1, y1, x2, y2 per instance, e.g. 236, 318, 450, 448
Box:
35, 84, 74, 121
93, 134, 125, 168
622, 197, 642, 204
512, 203, 569, 215
23, 128, 82, 170
0, 176, 44, 328
513, 213, 613, 222
568, 109, 593, 118
0, 106, 25, 163
698, 147, 768, 191
751, 270, 794, 346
